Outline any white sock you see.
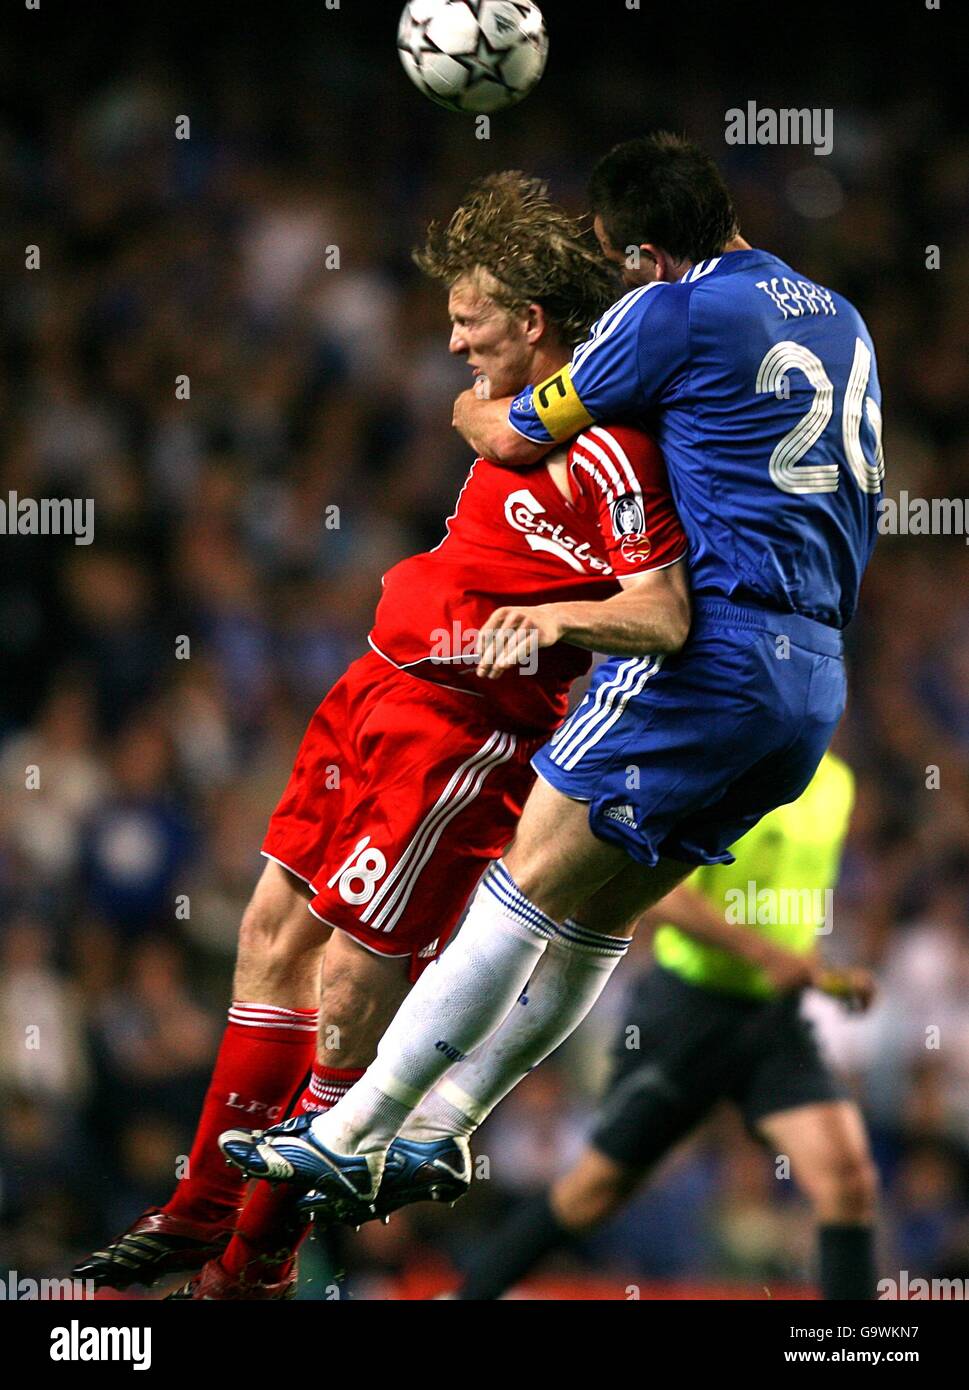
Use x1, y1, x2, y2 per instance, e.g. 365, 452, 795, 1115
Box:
402, 918, 630, 1142
310, 862, 556, 1155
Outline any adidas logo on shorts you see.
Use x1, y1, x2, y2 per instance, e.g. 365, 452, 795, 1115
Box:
603, 803, 639, 830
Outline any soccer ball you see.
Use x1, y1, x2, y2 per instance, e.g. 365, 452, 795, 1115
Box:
398, 0, 548, 115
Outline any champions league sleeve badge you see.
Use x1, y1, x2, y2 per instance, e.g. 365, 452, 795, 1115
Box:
613, 493, 651, 565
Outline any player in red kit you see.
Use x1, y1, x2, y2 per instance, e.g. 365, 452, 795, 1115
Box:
74, 173, 689, 1299
291, 419, 685, 968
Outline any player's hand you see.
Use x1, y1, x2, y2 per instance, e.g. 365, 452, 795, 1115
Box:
814, 965, 877, 1014
475, 604, 563, 679
452, 387, 479, 431
755, 944, 819, 994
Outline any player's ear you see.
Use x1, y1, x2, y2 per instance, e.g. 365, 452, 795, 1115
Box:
637, 243, 663, 279
524, 301, 547, 344
642, 243, 690, 284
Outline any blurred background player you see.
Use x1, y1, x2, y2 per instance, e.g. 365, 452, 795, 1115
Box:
452, 752, 879, 1300
73, 173, 691, 1298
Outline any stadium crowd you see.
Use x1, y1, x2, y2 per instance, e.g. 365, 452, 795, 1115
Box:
1, 10, 968, 1296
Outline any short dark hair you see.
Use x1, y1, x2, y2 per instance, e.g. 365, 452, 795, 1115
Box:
588, 133, 739, 264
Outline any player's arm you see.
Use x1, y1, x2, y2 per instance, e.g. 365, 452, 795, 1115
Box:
477, 424, 691, 675
476, 562, 690, 680
455, 285, 687, 464
638, 882, 876, 1008
551, 561, 691, 655
452, 390, 551, 467
635, 883, 822, 993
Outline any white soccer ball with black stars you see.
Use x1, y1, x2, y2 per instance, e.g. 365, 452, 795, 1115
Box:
398, 0, 548, 114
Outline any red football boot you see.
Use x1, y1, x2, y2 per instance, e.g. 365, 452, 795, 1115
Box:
72, 1208, 235, 1290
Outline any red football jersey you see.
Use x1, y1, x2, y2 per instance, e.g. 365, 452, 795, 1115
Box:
370, 423, 687, 733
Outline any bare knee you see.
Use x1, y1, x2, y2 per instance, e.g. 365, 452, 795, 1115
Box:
811, 1154, 880, 1224
761, 1104, 879, 1226
315, 930, 411, 1070
234, 861, 328, 1005
502, 779, 627, 920
550, 1150, 641, 1234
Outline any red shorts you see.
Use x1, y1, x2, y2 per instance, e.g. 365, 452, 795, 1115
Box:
262, 650, 545, 979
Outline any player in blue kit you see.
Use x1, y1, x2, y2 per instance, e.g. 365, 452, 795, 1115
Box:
219, 135, 885, 1229
466, 133, 884, 869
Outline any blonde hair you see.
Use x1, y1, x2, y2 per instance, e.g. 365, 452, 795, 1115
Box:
415, 171, 618, 348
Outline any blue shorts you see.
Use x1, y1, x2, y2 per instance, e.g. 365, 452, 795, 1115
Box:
533, 598, 847, 867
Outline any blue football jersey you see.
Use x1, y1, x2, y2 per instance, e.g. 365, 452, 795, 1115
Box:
509, 250, 884, 627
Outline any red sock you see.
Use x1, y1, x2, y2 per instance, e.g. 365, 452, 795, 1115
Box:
164, 1002, 319, 1226
218, 1063, 364, 1283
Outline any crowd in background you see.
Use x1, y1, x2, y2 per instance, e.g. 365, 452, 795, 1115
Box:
1, 5, 968, 1296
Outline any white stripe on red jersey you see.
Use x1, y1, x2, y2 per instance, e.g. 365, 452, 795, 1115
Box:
370, 422, 686, 733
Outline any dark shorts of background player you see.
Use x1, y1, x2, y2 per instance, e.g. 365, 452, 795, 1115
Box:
591, 964, 848, 1170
